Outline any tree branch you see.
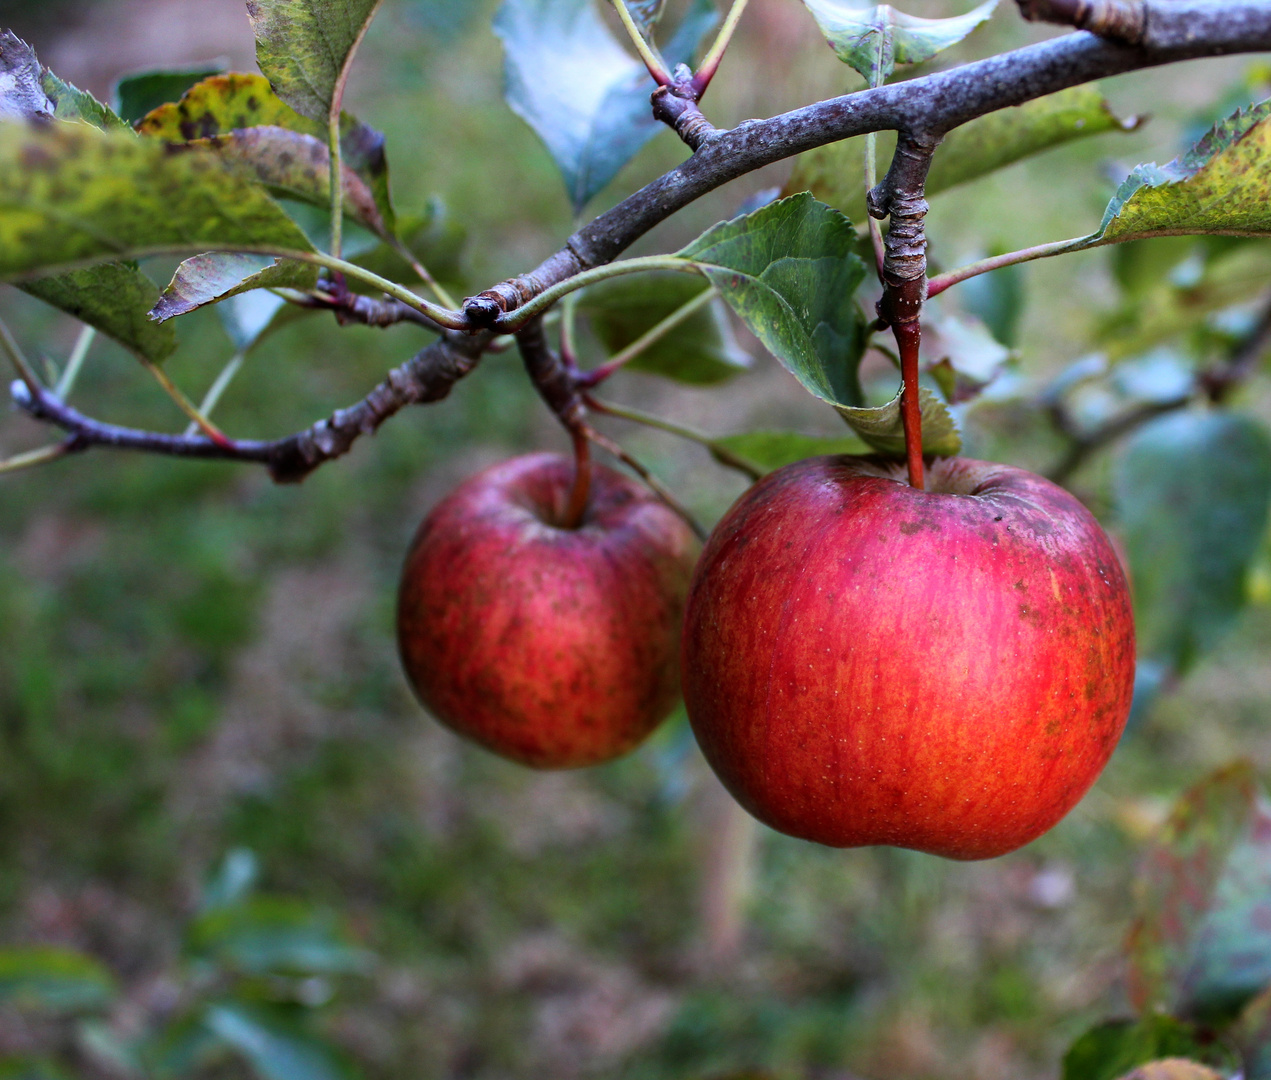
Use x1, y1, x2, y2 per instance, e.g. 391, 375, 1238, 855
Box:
462, 0, 1271, 325
12, 0, 1271, 484
10, 333, 489, 483
1045, 292, 1271, 482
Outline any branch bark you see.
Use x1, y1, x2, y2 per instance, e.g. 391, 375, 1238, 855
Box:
11, 332, 489, 482
13, 0, 1271, 480
463, 0, 1271, 326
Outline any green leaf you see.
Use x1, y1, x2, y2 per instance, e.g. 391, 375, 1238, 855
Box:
139, 1016, 229, 1079
151, 254, 317, 323
799, 0, 996, 85
1, 37, 176, 361
1062, 1016, 1234, 1080
495, 0, 716, 211
0, 122, 314, 282
1093, 100, 1271, 245
577, 273, 750, 384
1234, 985, 1271, 1080
787, 86, 1137, 224
247, 0, 384, 125
1127, 762, 1271, 1023
836, 387, 962, 457
677, 193, 870, 407
1099, 240, 1271, 361
137, 72, 325, 141
22, 263, 177, 363
113, 63, 226, 124
0, 1060, 71, 1080
201, 848, 260, 911
0, 947, 116, 1014
204, 1004, 358, 1080
930, 86, 1140, 195
136, 73, 395, 235
1114, 410, 1271, 675
189, 897, 371, 977
710, 430, 868, 474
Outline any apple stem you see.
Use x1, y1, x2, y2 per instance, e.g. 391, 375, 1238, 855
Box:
563, 429, 593, 529
894, 320, 925, 490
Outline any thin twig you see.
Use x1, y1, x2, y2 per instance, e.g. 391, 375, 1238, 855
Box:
584, 424, 708, 541
612, 0, 672, 85
11, 333, 490, 483
692, 0, 751, 95
465, 0, 1271, 325
585, 394, 762, 479
927, 237, 1091, 296
143, 360, 232, 448
0, 315, 42, 396
0, 439, 80, 476
1045, 293, 1271, 482
185, 352, 245, 437
56, 326, 96, 400
579, 287, 718, 387
328, 112, 345, 261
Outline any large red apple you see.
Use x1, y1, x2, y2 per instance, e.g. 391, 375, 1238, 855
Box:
397, 453, 698, 769
681, 455, 1135, 860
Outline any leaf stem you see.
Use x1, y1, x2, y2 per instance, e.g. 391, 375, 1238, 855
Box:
580, 286, 718, 387
56, 326, 96, 400
328, 112, 345, 260
143, 361, 233, 448
184, 351, 246, 438
493, 256, 702, 332
926, 235, 1092, 296
389, 237, 458, 310
0, 440, 76, 476
613, 0, 673, 85
0, 315, 43, 397
692, 0, 751, 95
586, 395, 762, 480
585, 423, 707, 540
864, 133, 885, 280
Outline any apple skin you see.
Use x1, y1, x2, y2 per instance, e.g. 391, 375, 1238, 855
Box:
397, 453, 699, 769
681, 455, 1135, 860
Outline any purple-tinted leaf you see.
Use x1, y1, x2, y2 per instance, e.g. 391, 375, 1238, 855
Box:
0, 30, 53, 121
201, 127, 385, 235
150, 254, 316, 323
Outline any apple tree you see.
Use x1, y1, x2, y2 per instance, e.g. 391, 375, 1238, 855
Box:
3, 0, 1271, 1076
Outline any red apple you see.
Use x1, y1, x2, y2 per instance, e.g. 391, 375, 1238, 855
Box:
681, 455, 1135, 860
397, 453, 699, 769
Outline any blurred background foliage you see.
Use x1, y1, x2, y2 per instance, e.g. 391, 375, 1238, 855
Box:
2, 0, 1271, 1077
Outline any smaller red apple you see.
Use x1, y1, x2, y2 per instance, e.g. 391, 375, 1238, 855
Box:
681, 455, 1136, 860
397, 453, 699, 769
